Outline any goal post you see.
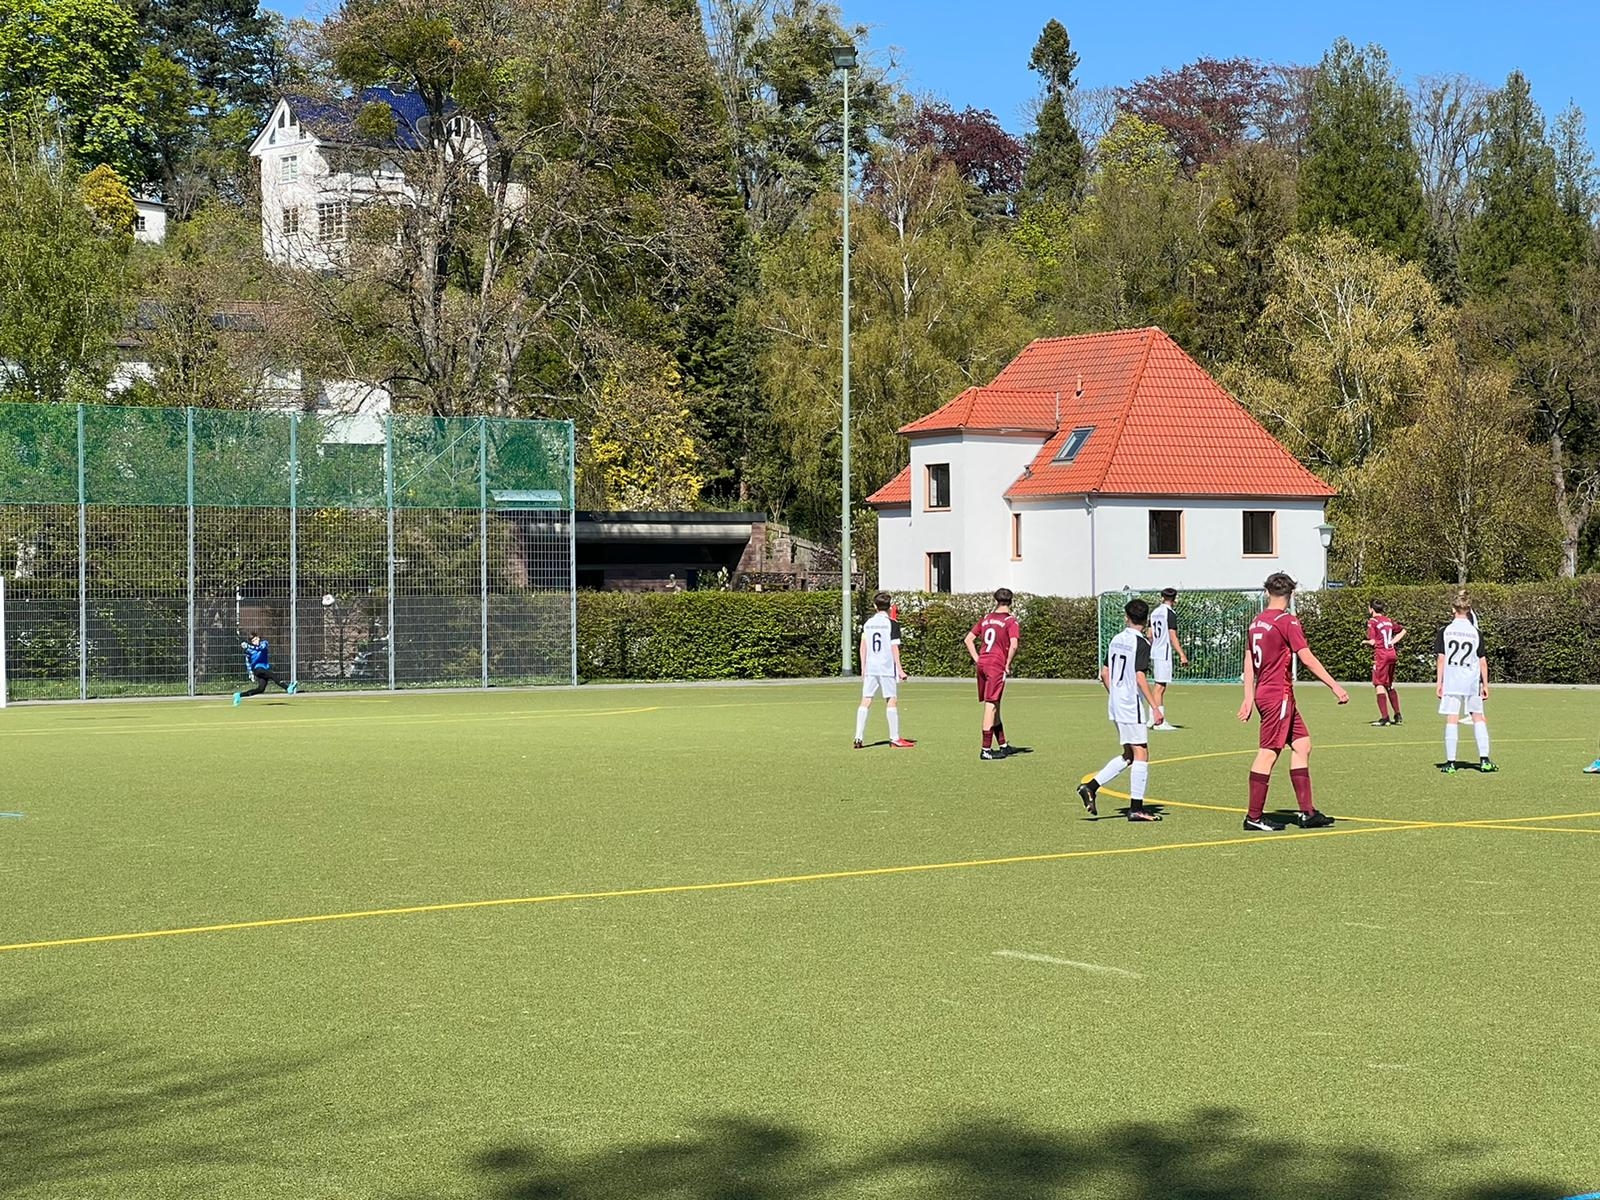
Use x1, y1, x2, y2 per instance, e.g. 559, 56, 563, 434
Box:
0, 572, 7, 709
1096, 587, 1265, 684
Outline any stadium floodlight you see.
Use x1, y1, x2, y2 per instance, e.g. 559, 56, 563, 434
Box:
834, 42, 858, 676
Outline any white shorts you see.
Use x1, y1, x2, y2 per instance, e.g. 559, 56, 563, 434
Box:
862, 674, 899, 700
1152, 657, 1174, 685
1438, 693, 1485, 718
1115, 721, 1148, 746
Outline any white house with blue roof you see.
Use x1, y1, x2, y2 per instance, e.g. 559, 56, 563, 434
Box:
249, 87, 488, 269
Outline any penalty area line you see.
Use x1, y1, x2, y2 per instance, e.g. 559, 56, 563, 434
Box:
0, 822, 1425, 957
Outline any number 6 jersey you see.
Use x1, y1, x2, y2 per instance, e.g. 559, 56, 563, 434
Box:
861, 611, 901, 677
1434, 617, 1483, 696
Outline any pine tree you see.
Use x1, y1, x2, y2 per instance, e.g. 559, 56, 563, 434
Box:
1298, 39, 1427, 261
1461, 72, 1573, 293
1021, 19, 1084, 208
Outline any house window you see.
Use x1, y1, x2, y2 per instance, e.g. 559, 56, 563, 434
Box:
133, 213, 147, 232
316, 201, 348, 244
1243, 510, 1277, 556
281, 154, 299, 181
1149, 510, 1184, 557
926, 551, 951, 593
1010, 512, 1023, 560
1053, 426, 1093, 463
282, 207, 301, 236
925, 463, 951, 510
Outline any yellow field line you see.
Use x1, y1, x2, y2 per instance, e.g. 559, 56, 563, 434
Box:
0, 821, 1426, 956
1150, 735, 1587, 770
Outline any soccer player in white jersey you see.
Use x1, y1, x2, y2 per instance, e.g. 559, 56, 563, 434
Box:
1435, 592, 1496, 774
855, 591, 915, 749
1148, 587, 1188, 730
1078, 597, 1164, 822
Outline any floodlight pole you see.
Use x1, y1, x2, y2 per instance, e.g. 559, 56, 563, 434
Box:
835, 45, 857, 678
0, 573, 8, 709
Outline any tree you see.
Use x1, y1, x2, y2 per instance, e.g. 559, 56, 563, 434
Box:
1460, 72, 1574, 293
701, 0, 894, 238
1298, 39, 1427, 261
1361, 344, 1559, 584
904, 101, 1027, 219
752, 146, 1035, 538
0, 117, 131, 402
1196, 142, 1299, 361
1021, 19, 1083, 208
1119, 57, 1298, 175
1410, 74, 1488, 298
0, 0, 148, 179
1226, 229, 1443, 580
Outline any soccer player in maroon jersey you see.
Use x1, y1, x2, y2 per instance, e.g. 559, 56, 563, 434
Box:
964, 587, 1021, 760
1237, 572, 1349, 831
1364, 600, 1407, 726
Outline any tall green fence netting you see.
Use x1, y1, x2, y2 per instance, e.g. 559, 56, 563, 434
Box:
0, 403, 576, 699
1096, 588, 1267, 684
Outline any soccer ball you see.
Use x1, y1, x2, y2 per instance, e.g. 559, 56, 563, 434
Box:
321, 594, 336, 607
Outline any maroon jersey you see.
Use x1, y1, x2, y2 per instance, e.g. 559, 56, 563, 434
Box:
1248, 608, 1307, 698
1367, 615, 1401, 660
972, 611, 1020, 673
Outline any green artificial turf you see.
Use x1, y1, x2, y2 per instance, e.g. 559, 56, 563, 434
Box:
2, 680, 1597, 1199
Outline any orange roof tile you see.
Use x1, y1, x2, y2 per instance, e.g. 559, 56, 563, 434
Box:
869, 327, 1335, 502
866, 464, 911, 507
898, 386, 1062, 435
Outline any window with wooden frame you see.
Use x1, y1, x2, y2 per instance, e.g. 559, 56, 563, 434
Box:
926, 551, 951, 593
282, 206, 301, 236
1243, 510, 1277, 556
1010, 512, 1023, 560
925, 463, 951, 510
1149, 510, 1184, 557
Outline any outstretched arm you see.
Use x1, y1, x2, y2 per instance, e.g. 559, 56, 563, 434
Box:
1296, 647, 1350, 704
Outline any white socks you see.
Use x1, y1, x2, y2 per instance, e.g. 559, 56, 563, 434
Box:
855, 705, 869, 741
888, 707, 900, 742
1474, 721, 1490, 759
1095, 756, 1129, 787
1445, 723, 1459, 763
1129, 760, 1149, 802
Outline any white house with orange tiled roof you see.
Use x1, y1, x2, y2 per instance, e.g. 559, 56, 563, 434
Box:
866, 328, 1337, 596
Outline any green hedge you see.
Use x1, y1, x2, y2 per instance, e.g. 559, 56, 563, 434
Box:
576, 591, 1098, 682
1296, 579, 1600, 685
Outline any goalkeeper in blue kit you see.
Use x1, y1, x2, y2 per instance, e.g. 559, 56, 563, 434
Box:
234, 634, 296, 705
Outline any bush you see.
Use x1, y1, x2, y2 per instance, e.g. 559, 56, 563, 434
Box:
1296, 579, 1600, 685
579, 580, 1600, 685
576, 591, 1099, 682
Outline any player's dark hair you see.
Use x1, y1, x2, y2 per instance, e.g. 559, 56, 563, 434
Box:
873, 591, 892, 611
1160, 587, 1177, 600
993, 587, 1014, 606
1369, 600, 1386, 614
1125, 598, 1149, 624
1264, 572, 1297, 597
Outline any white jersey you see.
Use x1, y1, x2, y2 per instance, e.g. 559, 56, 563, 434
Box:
1434, 617, 1484, 697
1149, 603, 1175, 662
861, 612, 901, 677
1105, 627, 1153, 724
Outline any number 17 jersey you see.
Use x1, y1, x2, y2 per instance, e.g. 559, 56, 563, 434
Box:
1105, 627, 1152, 723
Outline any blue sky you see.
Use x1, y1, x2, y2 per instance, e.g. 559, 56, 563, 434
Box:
272, 0, 1600, 137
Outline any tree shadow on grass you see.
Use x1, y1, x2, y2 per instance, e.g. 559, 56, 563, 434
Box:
0, 997, 314, 1196
412, 1108, 1575, 1200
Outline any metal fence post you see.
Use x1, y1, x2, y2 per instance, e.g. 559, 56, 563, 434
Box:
568, 419, 577, 687
186, 407, 195, 696
77, 403, 87, 700
385, 413, 396, 692
479, 416, 489, 689
289, 413, 298, 687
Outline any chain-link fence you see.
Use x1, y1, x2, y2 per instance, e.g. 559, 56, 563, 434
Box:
0, 403, 575, 700
1096, 588, 1266, 683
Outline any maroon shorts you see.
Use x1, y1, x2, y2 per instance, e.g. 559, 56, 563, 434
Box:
977, 667, 1007, 705
1372, 655, 1397, 688
1256, 691, 1309, 750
